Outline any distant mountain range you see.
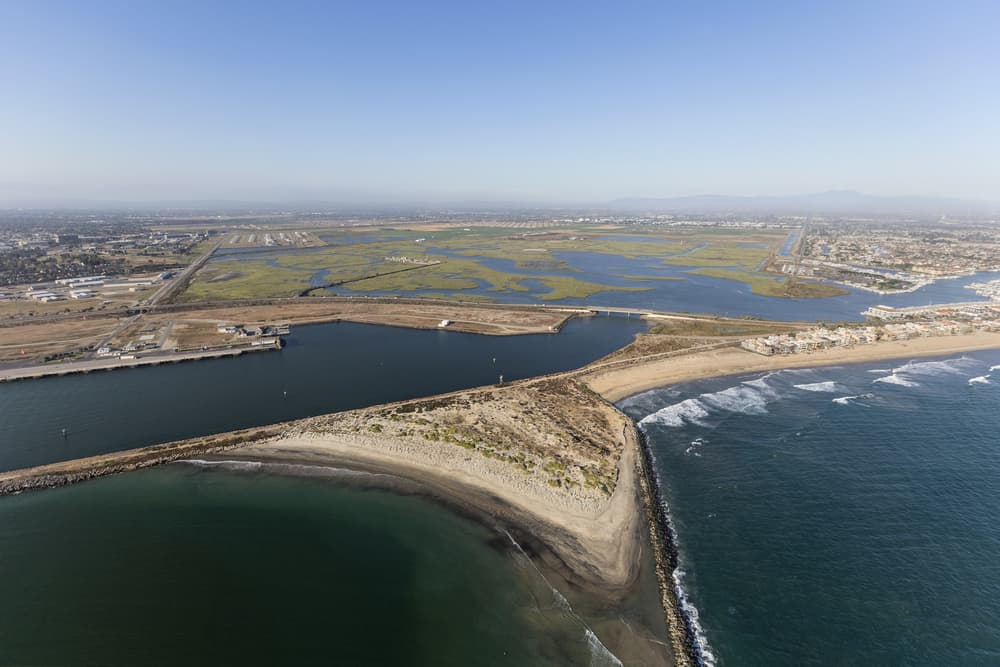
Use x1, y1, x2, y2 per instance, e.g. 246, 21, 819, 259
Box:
607, 191, 1000, 217
1, 184, 997, 218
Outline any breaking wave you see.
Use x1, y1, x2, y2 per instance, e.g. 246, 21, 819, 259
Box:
639, 439, 717, 667
872, 357, 980, 389
969, 375, 991, 385
673, 568, 717, 667
639, 398, 710, 428
639, 374, 783, 428
832, 393, 875, 405
701, 384, 774, 414
684, 437, 705, 457
794, 381, 844, 393
585, 629, 625, 667
873, 374, 920, 388
891, 357, 975, 377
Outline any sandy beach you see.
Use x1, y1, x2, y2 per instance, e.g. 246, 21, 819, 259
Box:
247, 430, 641, 586
239, 381, 644, 592
585, 331, 1000, 402
225, 380, 676, 665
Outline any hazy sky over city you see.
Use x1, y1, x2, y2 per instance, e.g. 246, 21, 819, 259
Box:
1, 0, 998, 204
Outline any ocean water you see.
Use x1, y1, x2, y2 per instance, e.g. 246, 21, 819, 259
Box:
621, 350, 1000, 666
0, 464, 624, 666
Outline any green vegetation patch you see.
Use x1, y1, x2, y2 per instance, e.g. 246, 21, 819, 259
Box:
664, 244, 771, 270
177, 225, 806, 302
617, 274, 684, 282
180, 261, 312, 300
691, 268, 848, 298
530, 275, 652, 301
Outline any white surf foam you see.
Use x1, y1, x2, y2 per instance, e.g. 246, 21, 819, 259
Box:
832, 392, 875, 405
990, 364, 1000, 372
867, 368, 891, 374
740, 371, 780, 390
969, 375, 991, 385
892, 357, 974, 377
585, 628, 625, 667
639, 398, 710, 428
684, 437, 705, 457
640, 375, 781, 427
872, 357, 982, 389
618, 388, 678, 417
873, 374, 920, 388
794, 381, 843, 393
699, 384, 772, 415
672, 568, 718, 667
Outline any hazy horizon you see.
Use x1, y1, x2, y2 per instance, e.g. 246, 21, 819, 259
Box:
2, 1, 998, 205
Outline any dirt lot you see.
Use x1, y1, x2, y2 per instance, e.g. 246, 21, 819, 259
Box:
0, 300, 580, 363
0, 317, 119, 361
154, 301, 579, 335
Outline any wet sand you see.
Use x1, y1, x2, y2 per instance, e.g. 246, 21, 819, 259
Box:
228, 437, 674, 666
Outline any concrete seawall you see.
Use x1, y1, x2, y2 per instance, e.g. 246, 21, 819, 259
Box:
0, 342, 280, 383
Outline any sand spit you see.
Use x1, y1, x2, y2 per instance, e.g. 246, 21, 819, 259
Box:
584, 331, 1000, 402
250, 379, 640, 590
0, 377, 673, 664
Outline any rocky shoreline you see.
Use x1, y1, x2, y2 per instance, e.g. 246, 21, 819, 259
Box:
633, 424, 701, 666
0, 426, 284, 496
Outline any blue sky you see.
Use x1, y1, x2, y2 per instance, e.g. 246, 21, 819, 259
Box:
1, 1, 997, 204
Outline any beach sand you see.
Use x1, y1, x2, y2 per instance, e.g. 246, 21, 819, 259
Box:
584, 331, 1000, 402
246, 427, 640, 591
228, 381, 676, 665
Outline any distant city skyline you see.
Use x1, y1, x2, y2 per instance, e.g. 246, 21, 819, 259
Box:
2, 1, 998, 204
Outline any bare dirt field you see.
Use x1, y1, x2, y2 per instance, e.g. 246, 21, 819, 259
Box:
0, 317, 119, 361
158, 300, 579, 335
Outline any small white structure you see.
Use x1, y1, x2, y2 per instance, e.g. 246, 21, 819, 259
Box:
438, 319, 451, 328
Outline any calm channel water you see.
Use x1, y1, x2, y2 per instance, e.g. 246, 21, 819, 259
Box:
0, 316, 644, 472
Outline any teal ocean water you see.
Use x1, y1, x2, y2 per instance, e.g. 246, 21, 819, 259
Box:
622, 350, 1000, 665
0, 464, 624, 665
